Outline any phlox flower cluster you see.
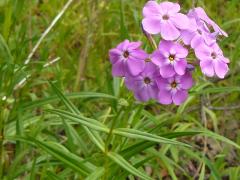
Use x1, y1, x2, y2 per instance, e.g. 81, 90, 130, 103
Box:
109, 1, 229, 105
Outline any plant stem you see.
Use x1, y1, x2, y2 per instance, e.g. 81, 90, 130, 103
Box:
0, 104, 6, 179
105, 108, 122, 152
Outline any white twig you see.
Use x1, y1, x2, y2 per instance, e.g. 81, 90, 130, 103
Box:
43, 57, 61, 67
14, 57, 61, 90
24, 0, 74, 65
14, 75, 31, 90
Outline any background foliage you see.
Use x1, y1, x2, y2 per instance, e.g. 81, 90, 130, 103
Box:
0, 0, 240, 179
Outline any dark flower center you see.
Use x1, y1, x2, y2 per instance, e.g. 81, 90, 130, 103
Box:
144, 77, 151, 84
211, 52, 217, 59
168, 54, 175, 61
123, 51, 129, 58
162, 14, 169, 20
171, 81, 177, 88
145, 58, 151, 62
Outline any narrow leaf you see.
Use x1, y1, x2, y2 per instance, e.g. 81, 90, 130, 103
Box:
113, 128, 191, 147
46, 109, 109, 133
108, 152, 153, 180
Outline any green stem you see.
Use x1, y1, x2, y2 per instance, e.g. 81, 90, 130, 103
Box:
0, 105, 5, 179
103, 107, 122, 179
105, 108, 122, 152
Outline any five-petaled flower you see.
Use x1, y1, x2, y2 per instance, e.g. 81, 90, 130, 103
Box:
157, 72, 193, 105
152, 40, 188, 78
125, 62, 159, 102
195, 42, 229, 78
109, 40, 147, 77
142, 1, 190, 40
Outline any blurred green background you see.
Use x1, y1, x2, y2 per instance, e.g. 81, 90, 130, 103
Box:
0, 0, 240, 179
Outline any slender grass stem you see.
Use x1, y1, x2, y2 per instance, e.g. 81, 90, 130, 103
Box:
24, 0, 74, 65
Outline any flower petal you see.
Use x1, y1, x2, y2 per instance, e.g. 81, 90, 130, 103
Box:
117, 40, 129, 50
112, 60, 125, 77
158, 89, 172, 105
194, 42, 211, 60
143, 1, 161, 17
158, 40, 172, 52
109, 48, 122, 64
160, 21, 180, 40
214, 60, 229, 79
160, 64, 175, 78
151, 50, 167, 67
172, 90, 188, 105
143, 62, 158, 77
174, 59, 187, 75
172, 13, 190, 29
126, 58, 145, 76
142, 18, 161, 35
135, 86, 150, 102
148, 84, 159, 100
179, 72, 193, 89
127, 42, 142, 51
181, 30, 195, 45
200, 60, 214, 77
130, 50, 148, 60
191, 35, 205, 49
156, 77, 168, 90
174, 43, 188, 58
159, 2, 180, 14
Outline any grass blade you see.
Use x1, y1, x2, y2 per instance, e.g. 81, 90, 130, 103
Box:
46, 109, 109, 133
20, 137, 94, 176
108, 152, 153, 180
113, 128, 191, 147
23, 92, 117, 110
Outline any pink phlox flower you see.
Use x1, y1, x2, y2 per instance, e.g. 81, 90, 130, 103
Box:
125, 61, 159, 102
109, 40, 147, 77
195, 42, 229, 78
156, 72, 193, 105
142, 1, 190, 40
152, 40, 188, 78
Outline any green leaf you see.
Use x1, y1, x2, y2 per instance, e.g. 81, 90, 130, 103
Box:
30, 138, 94, 176
62, 119, 88, 156
191, 87, 240, 95
199, 163, 205, 180
46, 171, 64, 180
202, 130, 240, 149
108, 152, 153, 180
22, 92, 117, 110
150, 150, 178, 180
0, 34, 13, 63
47, 109, 109, 133
203, 157, 221, 180
85, 167, 105, 180
160, 131, 202, 139
113, 128, 191, 147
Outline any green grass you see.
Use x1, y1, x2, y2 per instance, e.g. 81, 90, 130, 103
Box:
0, 0, 240, 179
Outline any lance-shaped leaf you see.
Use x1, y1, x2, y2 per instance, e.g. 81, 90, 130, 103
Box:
107, 152, 153, 180
46, 109, 110, 133
113, 128, 191, 147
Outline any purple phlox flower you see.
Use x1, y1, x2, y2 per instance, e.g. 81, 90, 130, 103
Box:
142, 1, 190, 40
188, 7, 228, 37
180, 17, 216, 48
109, 40, 147, 77
125, 62, 159, 102
156, 72, 193, 105
151, 40, 188, 78
195, 42, 229, 78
